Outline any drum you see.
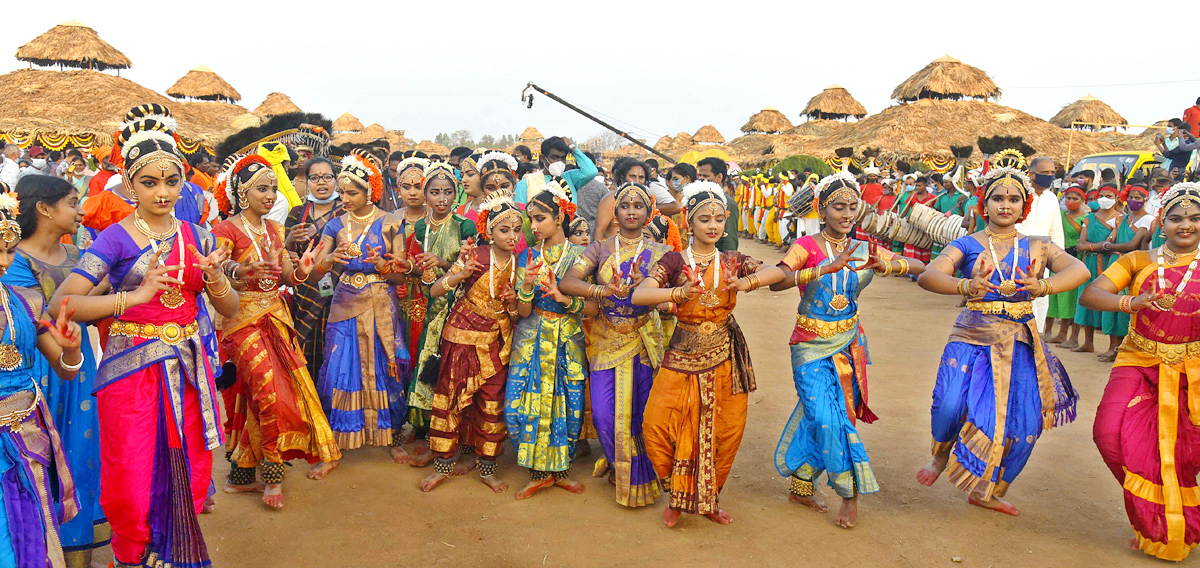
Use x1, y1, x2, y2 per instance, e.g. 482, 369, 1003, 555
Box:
789, 185, 815, 217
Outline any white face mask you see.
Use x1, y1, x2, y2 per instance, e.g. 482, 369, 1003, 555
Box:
671, 178, 683, 190
547, 161, 566, 177
1097, 196, 1116, 210
31, 158, 46, 169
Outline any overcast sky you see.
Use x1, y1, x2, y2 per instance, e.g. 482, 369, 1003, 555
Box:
4, 0, 1197, 145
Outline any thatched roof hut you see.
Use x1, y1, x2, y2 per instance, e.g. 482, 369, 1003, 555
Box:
415, 140, 450, 155
1049, 95, 1128, 130
253, 92, 302, 116
0, 69, 246, 149
15, 20, 131, 72
332, 113, 363, 132
519, 126, 544, 141
786, 119, 850, 137
741, 106, 794, 134
672, 131, 695, 149
693, 125, 725, 144
802, 85, 868, 121
166, 65, 241, 103
363, 123, 387, 139
891, 55, 1000, 102
653, 136, 673, 151
810, 99, 1119, 166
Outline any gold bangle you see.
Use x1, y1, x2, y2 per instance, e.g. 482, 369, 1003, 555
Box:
747, 273, 760, 290
207, 277, 232, 298
114, 291, 126, 317
202, 271, 222, 285
291, 268, 308, 283
898, 259, 909, 275
876, 261, 892, 277
957, 278, 969, 296
1041, 280, 1053, 297
377, 262, 393, 275
1119, 295, 1132, 313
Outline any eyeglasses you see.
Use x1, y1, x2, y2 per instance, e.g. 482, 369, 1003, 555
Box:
307, 174, 336, 182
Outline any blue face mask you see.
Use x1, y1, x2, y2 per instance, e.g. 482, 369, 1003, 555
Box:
1167, 127, 1176, 135
1033, 173, 1056, 188
1087, 200, 1100, 211
904, 184, 915, 192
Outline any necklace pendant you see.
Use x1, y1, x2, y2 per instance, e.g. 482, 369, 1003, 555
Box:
1157, 293, 1177, 310
0, 343, 22, 371
259, 278, 277, 291
699, 288, 721, 307
998, 279, 1019, 297
347, 242, 362, 257
829, 294, 850, 311
420, 268, 438, 285
160, 286, 186, 309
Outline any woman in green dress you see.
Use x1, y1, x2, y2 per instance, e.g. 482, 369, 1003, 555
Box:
1046, 185, 1087, 348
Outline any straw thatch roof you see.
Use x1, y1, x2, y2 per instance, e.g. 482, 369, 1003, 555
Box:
653, 136, 673, 151
254, 92, 302, 116
15, 20, 131, 72
802, 85, 868, 121
741, 106, 794, 134
0, 68, 247, 145
520, 126, 544, 141
415, 140, 450, 155
166, 65, 241, 103
363, 123, 387, 138
672, 131, 695, 149
809, 99, 1119, 166
693, 125, 725, 144
1049, 95, 1128, 131
332, 113, 364, 132
786, 119, 850, 137
891, 55, 1000, 102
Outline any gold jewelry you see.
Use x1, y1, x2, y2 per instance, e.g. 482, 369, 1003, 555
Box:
349, 206, 377, 223
746, 273, 760, 290
0, 287, 23, 371
206, 277, 231, 298
821, 230, 849, 252
897, 258, 909, 275
985, 226, 1017, 240
291, 268, 308, 283
957, 278, 970, 296
1119, 295, 1134, 314
875, 261, 893, 277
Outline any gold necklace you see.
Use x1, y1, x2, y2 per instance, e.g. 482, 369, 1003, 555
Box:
420, 213, 453, 284
617, 233, 642, 248
403, 208, 425, 225
1162, 245, 1198, 265
134, 211, 178, 241
133, 213, 185, 309
242, 216, 267, 237
821, 231, 848, 252
350, 206, 377, 223
0, 286, 23, 371
985, 226, 1017, 240
242, 216, 277, 290
346, 207, 376, 257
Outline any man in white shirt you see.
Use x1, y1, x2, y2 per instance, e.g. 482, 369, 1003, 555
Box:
0, 145, 20, 187
1015, 156, 1065, 333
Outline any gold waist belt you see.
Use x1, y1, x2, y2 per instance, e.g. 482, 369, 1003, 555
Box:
676, 319, 727, 336
0, 389, 39, 432
110, 319, 199, 346
534, 307, 570, 320
340, 273, 386, 289
966, 301, 1033, 319
795, 314, 859, 338
1126, 329, 1200, 366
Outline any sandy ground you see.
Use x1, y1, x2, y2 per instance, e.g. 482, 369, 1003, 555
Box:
185, 239, 1170, 568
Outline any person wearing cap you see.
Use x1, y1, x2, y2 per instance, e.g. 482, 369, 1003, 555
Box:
17, 146, 51, 181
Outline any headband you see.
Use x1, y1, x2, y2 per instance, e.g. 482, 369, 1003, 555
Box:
478, 151, 518, 178
1159, 182, 1200, 223
398, 156, 430, 181
813, 172, 862, 212
569, 216, 590, 234
477, 192, 522, 236
680, 180, 727, 224
528, 177, 577, 221
256, 143, 301, 208
613, 181, 655, 210
218, 155, 276, 214
340, 149, 384, 202
423, 160, 457, 185
119, 118, 185, 191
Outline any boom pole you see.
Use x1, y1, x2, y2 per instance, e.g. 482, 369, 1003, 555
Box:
521, 82, 676, 165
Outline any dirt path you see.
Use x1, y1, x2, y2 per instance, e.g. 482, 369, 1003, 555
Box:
198, 239, 1163, 567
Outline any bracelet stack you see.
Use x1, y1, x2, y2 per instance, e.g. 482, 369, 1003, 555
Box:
745, 274, 761, 291
114, 291, 128, 317
671, 287, 689, 304
206, 275, 232, 298
59, 352, 83, 372
875, 262, 893, 277
896, 259, 909, 275
957, 278, 971, 297
588, 285, 605, 301
517, 286, 536, 303
1119, 295, 1135, 314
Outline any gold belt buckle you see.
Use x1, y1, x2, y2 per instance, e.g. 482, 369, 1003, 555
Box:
352, 273, 367, 288
160, 322, 185, 345
697, 321, 720, 335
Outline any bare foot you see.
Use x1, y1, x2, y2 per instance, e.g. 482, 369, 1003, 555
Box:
1057, 339, 1080, 350
1098, 350, 1118, 363
704, 510, 733, 525
916, 457, 947, 486
262, 484, 284, 509
1045, 333, 1066, 344
223, 481, 265, 494
201, 495, 216, 514
390, 446, 411, 464
968, 493, 1020, 516
555, 477, 586, 494
1071, 343, 1094, 353
515, 477, 555, 500
307, 460, 338, 480
663, 507, 682, 528
409, 442, 433, 467
452, 458, 477, 476
789, 493, 828, 513
481, 474, 508, 494
836, 497, 858, 528
419, 472, 449, 492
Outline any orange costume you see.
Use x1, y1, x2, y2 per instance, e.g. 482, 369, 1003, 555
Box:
643, 249, 762, 514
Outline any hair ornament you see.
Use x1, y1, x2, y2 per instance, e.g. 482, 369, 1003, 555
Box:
0, 183, 20, 245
